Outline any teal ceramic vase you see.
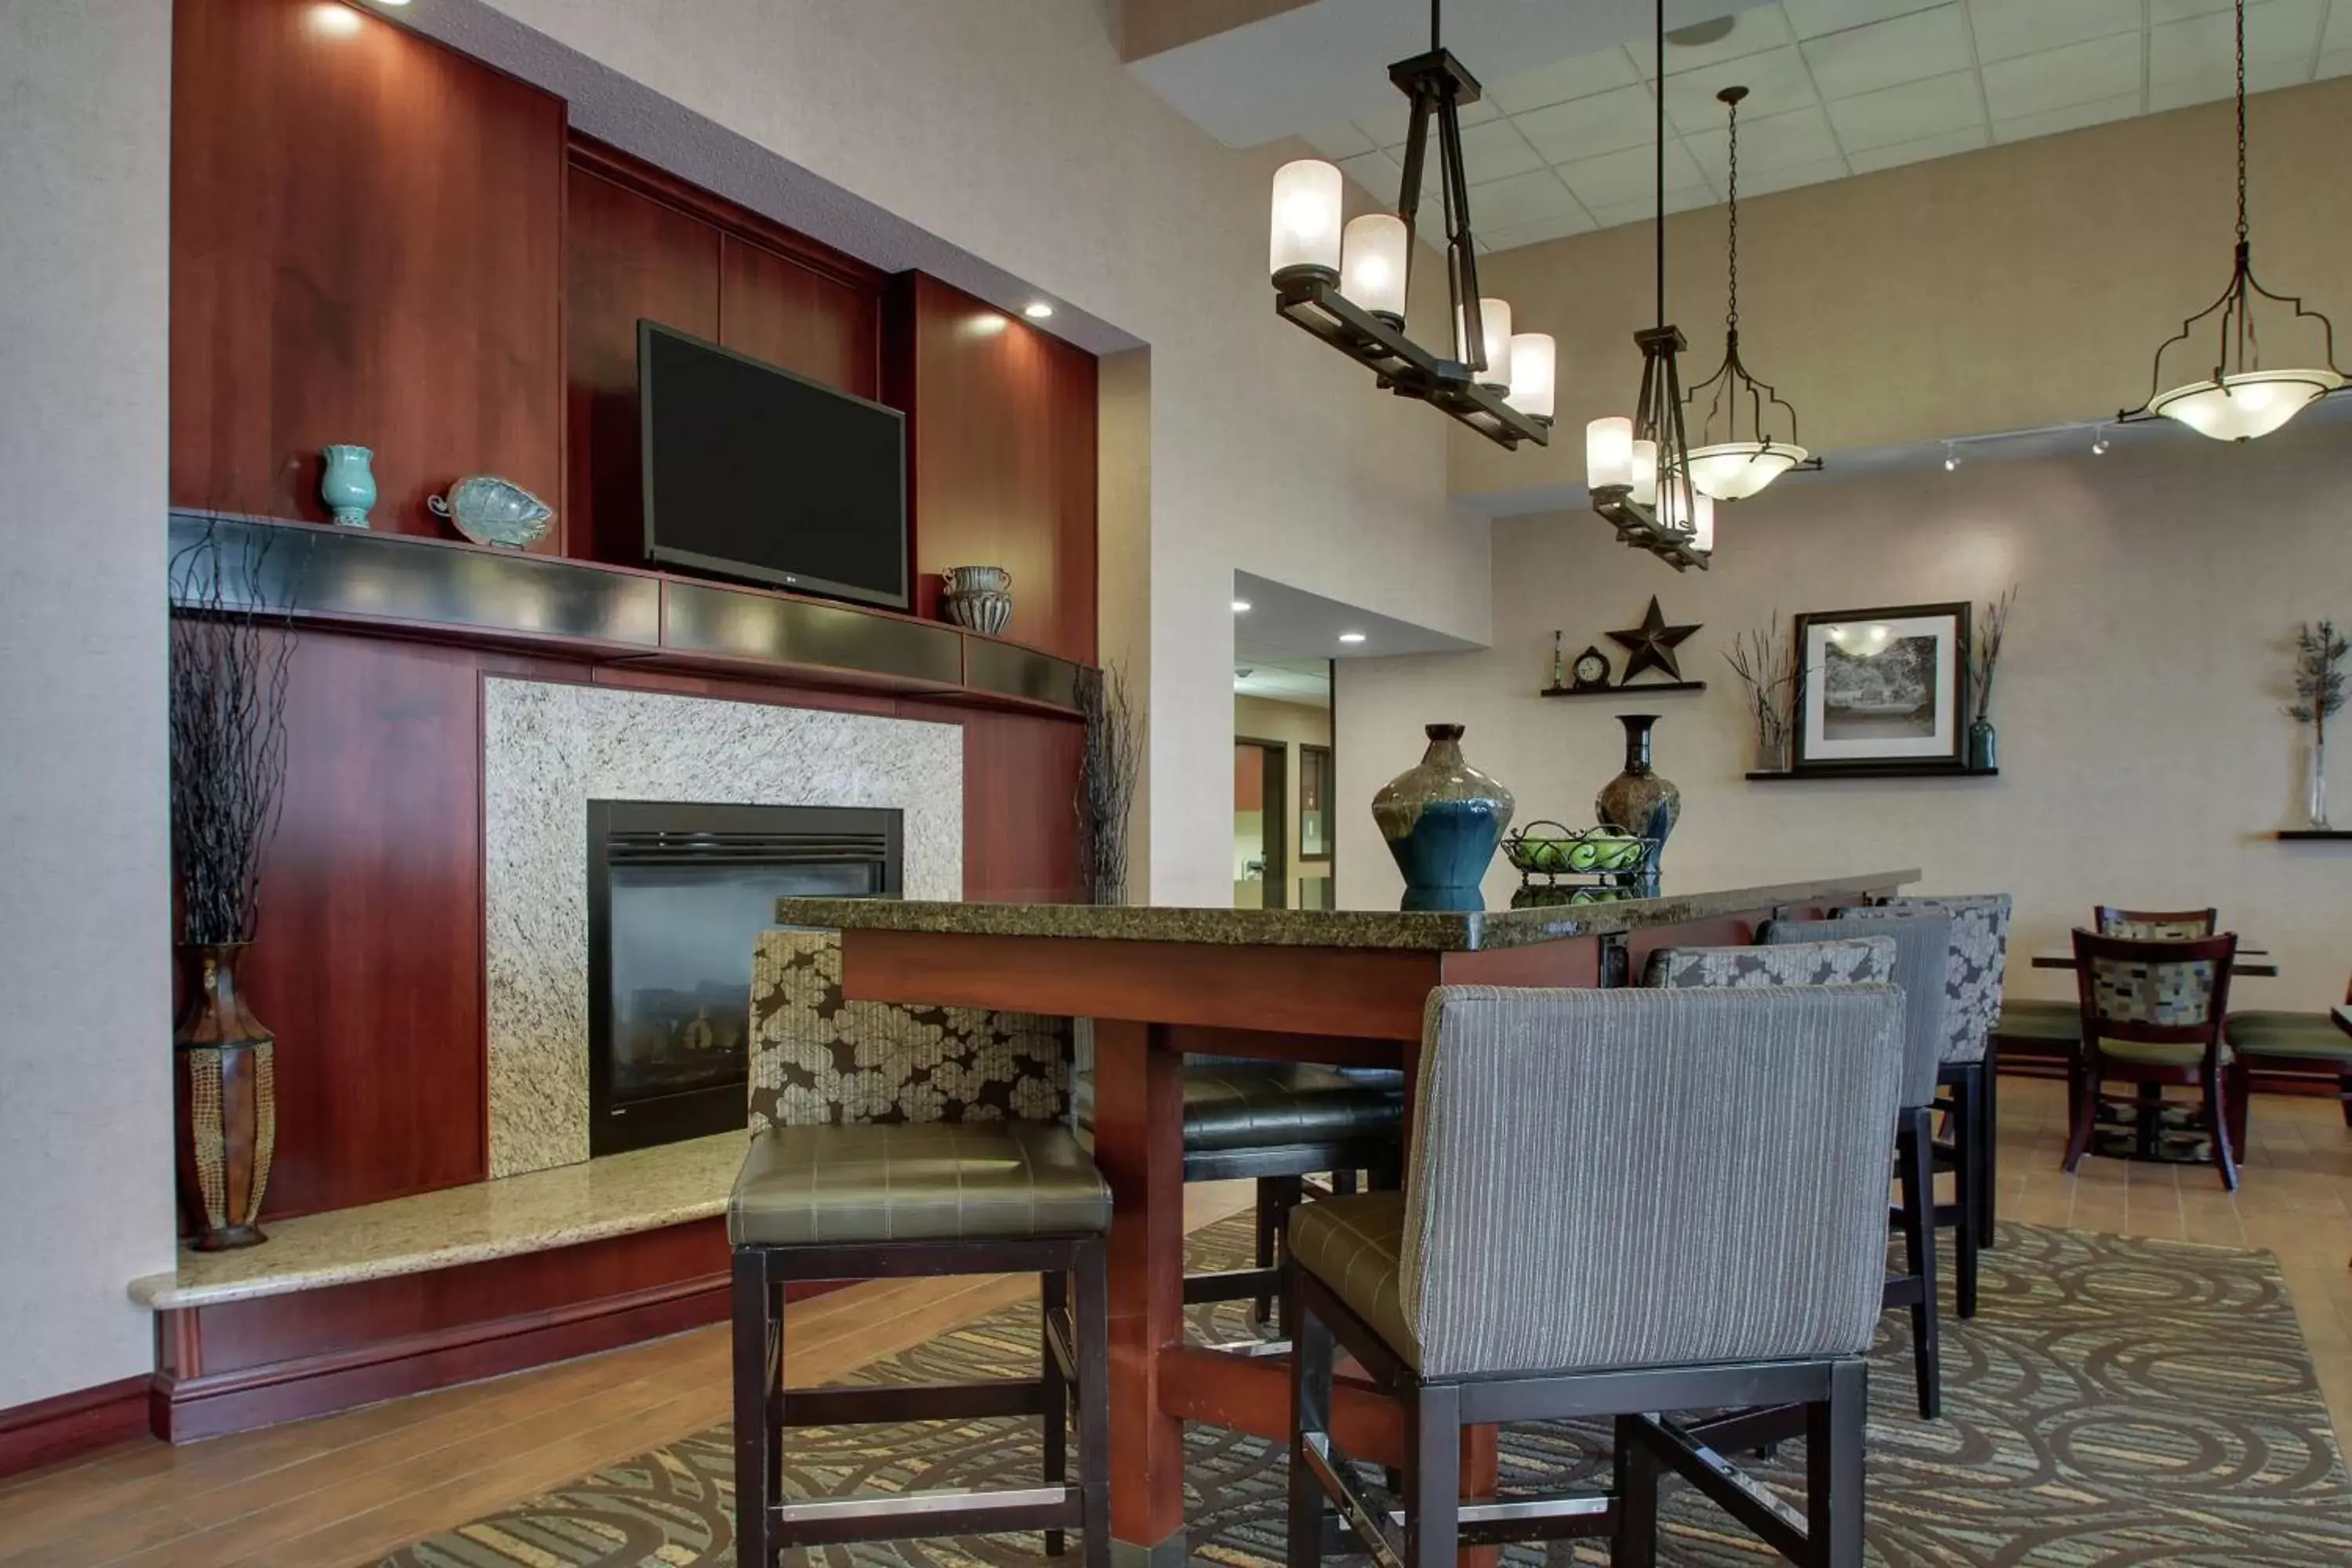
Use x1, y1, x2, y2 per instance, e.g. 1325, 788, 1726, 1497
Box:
1966, 717, 1997, 771
321, 445, 376, 528
1595, 713, 1679, 886
1371, 724, 1515, 912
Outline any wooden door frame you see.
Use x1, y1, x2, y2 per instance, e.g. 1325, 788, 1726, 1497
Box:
1234, 735, 1288, 910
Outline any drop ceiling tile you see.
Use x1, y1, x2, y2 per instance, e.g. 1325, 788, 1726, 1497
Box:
1991, 92, 2142, 143
1967, 0, 2144, 65
1780, 0, 1948, 41
2148, 55, 2314, 109
1825, 67, 1984, 150
1584, 184, 1719, 230
1738, 153, 1855, 194
1366, 96, 1498, 149
1557, 140, 1708, 209
2151, 0, 2325, 82
1981, 33, 2143, 121
2329, 2, 2352, 51
2323, 49, 2352, 79
1302, 122, 1377, 161
1457, 119, 1546, 184
1337, 148, 1403, 202
1803, 5, 1973, 100
1479, 208, 1600, 255
1682, 105, 1844, 177
1465, 169, 1581, 229
1513, 83, 1659, 165
2148, 0, 2237, 22
1625, 5, 1796, 72
1486, 49, 1642, 114
1846, 122, 1991, 172
1661, 45, 1823, 134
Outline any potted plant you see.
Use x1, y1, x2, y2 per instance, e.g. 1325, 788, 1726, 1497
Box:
2288, 620, 2348, 829
169, 521, 298, 1249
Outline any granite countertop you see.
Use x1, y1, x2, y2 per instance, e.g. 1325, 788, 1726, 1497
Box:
129, 1131, 747, 1311
778, 869, 1920, 952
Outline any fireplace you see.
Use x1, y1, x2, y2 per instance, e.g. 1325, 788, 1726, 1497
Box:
586, 800, 901, 1156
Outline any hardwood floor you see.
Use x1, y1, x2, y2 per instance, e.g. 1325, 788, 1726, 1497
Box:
5, 1091, 2350, 1566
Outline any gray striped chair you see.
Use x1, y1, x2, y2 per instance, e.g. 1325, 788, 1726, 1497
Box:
1286, 985, 1904, 1568
1646, 922, 1951, 1418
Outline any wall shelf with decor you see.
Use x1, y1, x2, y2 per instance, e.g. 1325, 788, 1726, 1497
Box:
1747, 765, 2000, 782
2274, 829, 2352, 840
1541, 681, 1708, 699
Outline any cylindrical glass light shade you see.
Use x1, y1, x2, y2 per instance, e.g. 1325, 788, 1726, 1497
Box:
1269, 160, 1344, 282
1630, 439, 1660, 506
1687, 441, 1809, 501
1506, 332, 1556, 419
1585, 416, 1633, 491
1340, 213, 1410, 323
2151, 369, 2343, 442
1689, 488, 1715, 553
1456, 298, 1512, 388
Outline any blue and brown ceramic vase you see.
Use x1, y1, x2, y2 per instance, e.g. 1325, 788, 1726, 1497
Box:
1372, 723, 1515, 912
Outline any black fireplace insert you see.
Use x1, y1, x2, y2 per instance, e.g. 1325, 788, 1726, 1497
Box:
586, 800, 901, 1156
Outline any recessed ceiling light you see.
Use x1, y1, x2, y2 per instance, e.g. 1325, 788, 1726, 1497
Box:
1232, 599, 1252, 613
1338, 632, 1367, 644
1022, 301, 1054, 320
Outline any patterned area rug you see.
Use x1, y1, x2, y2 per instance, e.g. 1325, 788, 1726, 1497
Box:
383, 1219, 2352, 1566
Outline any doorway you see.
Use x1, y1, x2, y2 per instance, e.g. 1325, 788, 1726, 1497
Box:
1232, 739, 1287, 909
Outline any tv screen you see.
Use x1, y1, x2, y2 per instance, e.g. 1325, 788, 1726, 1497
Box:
638, 321, 909, 609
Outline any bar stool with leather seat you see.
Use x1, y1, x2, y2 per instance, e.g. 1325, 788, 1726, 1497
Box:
1073, 1056, 1402, 1325
1286, 983, 1906, 1568
730, 1120, 1113, 1567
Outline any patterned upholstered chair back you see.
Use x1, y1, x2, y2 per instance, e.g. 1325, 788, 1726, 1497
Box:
2096, 906, 2219, 941
1834, 901, 1999, 1065
1766, 916, 1948, 1109
2071, 928, 2238, 1069
747, 930, 1070, 1131
1399, 985, 1906, 1380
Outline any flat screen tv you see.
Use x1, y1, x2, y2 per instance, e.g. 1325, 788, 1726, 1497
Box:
638, 320, 909, 610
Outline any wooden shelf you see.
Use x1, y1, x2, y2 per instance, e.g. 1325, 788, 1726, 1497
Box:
2275, 829, 2352, 840
1747, 765, 1999, 781
1541, 681, 1708, 699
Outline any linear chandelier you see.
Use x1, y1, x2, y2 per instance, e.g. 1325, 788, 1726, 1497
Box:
1682, 85, 1821, 502
2120, 0, 2343, 441
1266, 0, 1554, 451
1582, 0, 1708, 570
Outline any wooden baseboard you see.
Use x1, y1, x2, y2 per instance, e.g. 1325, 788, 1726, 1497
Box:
147, 1216, 845, 1443
0, 1374, 152, 1481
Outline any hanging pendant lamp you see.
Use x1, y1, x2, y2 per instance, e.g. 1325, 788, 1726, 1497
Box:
1583, 0, 1708, 570
1682, 85, 1820, 502
1266, 0, 1553, 450
2120, 0, 2343, 441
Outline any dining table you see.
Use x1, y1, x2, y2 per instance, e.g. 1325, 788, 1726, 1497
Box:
778, 866, 1919, 1566
2030, 943, 2278, 978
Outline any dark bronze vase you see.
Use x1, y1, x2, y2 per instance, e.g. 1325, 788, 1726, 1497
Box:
1372, 724, 1515, 912
173, 943, 276, 1250
1595, 713, 1681, 880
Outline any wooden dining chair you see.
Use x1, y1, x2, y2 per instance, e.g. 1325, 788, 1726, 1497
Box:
2095, 906, 2219, 939
2063, 929, 2241, 1190
2223, 970, 2352, 1155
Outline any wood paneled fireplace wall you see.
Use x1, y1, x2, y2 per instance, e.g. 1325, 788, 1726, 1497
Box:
169, 0, 1102, 1225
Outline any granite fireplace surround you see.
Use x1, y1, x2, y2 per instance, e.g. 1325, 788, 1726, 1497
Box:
482, 678, 963, 1178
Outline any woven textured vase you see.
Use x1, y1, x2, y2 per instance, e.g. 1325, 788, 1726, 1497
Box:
173, 943, 277, 1250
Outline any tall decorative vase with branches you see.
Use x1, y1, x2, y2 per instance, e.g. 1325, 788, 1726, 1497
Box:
169, 522, 298, 1249
1724, 615, 1799, 774
2288, 620, 2348, 829
1073, 662, 1140, 906
1967, 586, 2016, 772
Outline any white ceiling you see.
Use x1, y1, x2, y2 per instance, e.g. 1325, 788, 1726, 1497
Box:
1234, 656, 1334, 708
1232, 570, 1483, 680
1265, 1, 2351, 253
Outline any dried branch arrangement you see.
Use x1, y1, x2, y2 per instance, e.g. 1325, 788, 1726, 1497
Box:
1073, 661, 1141, 906
169, 521, 299, 946
1723, 614, 1800, 762
1970, 586, 2016, 723
2287, 619, 2350, 747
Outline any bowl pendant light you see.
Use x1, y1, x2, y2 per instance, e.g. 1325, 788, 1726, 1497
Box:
1683, 85, 1817, 503
1264, 0, 1552, 451
2121, 0, 2344, 441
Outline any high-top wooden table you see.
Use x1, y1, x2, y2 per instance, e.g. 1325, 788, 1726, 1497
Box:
779, 869, 1917, 1566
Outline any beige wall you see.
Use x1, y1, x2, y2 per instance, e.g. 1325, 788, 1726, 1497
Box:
1121, 0, 1312, 61
474, 0, 1479, 909
1341, 419, 2352, 1010
1454, 76, 2352, 505
0, 0, 176, 1408
1236, 695, 1334, 908
1098, 350, 1154, 902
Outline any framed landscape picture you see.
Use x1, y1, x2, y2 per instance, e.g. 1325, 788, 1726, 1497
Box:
1792, 602, 1971, 769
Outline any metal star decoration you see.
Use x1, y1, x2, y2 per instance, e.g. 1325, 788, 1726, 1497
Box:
1606, 596, 1700, 684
